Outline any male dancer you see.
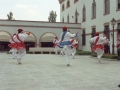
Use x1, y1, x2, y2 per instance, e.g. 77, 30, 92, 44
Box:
70, 37, 79, 59
8, 29, 30, 64
115, 32, 120, 60
103, 33, 110, 54
89, 32, 106, 62
58, 26, 78, 66
53, 36, 59, 54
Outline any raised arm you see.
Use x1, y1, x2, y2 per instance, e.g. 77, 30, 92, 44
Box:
68, 32, 78, 37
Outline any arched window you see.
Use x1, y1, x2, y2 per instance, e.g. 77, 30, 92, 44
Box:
62, 17, 64, 22
67, 14, 69, 23
104, 0, 110, 14
104, 25, 110, 39
118, 0, 120, 9
82, 30, 86, 46
74, 0, 78, 4
66, 0, 70, 8
75, 9, 78, 23
117, 23, 120, 32
82, 5, 86, 22
62, 4, 65, 11
91, 28, 96, 37
92, 0, 96, 19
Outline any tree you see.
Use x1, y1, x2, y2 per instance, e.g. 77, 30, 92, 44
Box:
7, 12, 15, 20
48, 10, 57, 22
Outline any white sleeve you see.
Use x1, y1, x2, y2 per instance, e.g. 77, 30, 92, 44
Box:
67, 32, 76, 37
89, 38, 94, 43
56, 40, 59, 43
101, 37, 107, 40
21, 34, 28, 38
74, 40, 78, 44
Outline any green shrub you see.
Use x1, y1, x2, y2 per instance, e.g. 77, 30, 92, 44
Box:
7, 51, 12, 54
91, 54, 118, 59
76, 51, 91, 55
26, 51, 33, 54
102, 55, 117, 59
91, 54, 97, 57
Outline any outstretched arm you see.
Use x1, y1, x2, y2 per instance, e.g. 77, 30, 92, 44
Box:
22, 32, 30, 38
68, 32, 78, 37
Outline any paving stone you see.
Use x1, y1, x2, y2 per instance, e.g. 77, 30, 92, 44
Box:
0, 53, 120, 90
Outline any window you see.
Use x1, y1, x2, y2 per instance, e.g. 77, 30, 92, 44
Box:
66, 0, 70, 8
104, 25, 110, 39
67, 14, 69, 23
82, 30, 86, 45
117, 23, 120, 32
62, 4, 65, 11
82, 5, 86, 22
75, 9, 78, 23
91, 28, 96, 37
62, 17, 64, 22
74, 0, 78, 4
104, 0, 110, 14
92, 0, 96, 19
118, 0, 120, 9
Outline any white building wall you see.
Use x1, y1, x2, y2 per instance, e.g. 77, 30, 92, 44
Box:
0, 20, 82, 49
59, 0, 120, 53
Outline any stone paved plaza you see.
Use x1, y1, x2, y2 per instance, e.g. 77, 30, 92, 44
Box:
0, 53, 120, 90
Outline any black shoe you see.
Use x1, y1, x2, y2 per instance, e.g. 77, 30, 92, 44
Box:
67, 64, 70, 66
118, 84, 120, 87
117, 58, 120, 60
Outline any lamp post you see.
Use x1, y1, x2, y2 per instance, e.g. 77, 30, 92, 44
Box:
110, 18, 116, 55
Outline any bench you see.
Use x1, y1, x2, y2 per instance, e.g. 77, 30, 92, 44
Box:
29, 47, 62, 54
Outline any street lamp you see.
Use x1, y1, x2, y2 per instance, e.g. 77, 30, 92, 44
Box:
110, 18, 116, 54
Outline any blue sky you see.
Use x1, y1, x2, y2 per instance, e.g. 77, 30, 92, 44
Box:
0, 0, 60, 22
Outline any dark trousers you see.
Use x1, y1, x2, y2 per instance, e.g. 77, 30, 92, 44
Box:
117, 50, 120, 60
90, 44, 95, 54
104, 45, 110, 54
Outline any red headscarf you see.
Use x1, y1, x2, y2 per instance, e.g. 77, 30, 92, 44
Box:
95, 32, 99, 36
62, 26, 67, 31
18, 29, 23, 33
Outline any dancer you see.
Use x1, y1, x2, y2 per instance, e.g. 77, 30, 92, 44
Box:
89, 32, 106, 63
70, 37, 79, 59
115, 32, 120, 60
53, 37, 59, 54
58, 26, 78, 66
103, 33, 110, 54
9, 33, 17, 59
8, 29, 30, 64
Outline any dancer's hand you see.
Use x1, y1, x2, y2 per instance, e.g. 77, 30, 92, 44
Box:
76, 32, 78, 34
26, 32, 30, 35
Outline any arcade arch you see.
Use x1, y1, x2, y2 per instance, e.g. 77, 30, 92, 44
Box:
40, 32, 57, 47
22, 31, 37, 51
0, 31, 11, 51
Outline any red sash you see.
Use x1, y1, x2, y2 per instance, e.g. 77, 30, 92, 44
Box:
53, 39, 56, 44
94, 36, 99, 45
53, 39, 57, 47
16, 34, 23, 43
92, 36, 104, 51
11, 36, 16, 43
70, 39, 74, 44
